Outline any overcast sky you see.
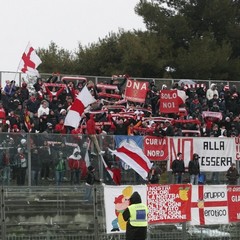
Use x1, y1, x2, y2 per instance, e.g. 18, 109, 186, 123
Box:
0, 0, 146, 72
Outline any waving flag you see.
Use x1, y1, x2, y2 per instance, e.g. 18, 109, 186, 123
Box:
64, 86, 96, 129
19, 43, 42, 76
84, 140, 91, 167
100, 155, 121, 185
177, 89, 187, 105
109, 142, 153, 180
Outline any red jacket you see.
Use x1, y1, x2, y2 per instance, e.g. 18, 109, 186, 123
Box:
55, 123, 66, 134
86, 115, 96, 135
0, 107, 6, 119
68, 157, 82, 169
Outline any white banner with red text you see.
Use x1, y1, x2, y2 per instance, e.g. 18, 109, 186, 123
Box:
167, 137, 235, 172
115, 136, 240, 171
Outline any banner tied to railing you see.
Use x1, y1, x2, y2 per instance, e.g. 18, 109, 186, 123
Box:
104, 184, 240, 233
114, 136, 240, 172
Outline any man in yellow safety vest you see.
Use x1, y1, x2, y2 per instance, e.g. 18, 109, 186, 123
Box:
123, 191, 148, 240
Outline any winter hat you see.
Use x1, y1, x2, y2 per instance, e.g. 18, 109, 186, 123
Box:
193, 153, 199, 159
162, 84, 167, 90
47, 122, 53, 127
17, 148, 22, 153
60, 109, 66, 114
20, 139, 26, 145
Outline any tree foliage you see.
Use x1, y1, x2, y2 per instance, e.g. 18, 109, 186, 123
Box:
37, 42, 76, 74
38, 0, 240, 80
135, 0, 240, 79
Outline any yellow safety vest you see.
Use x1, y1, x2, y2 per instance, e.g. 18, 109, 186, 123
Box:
128, 203, 148, 227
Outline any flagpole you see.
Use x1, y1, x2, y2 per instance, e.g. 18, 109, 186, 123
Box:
13, 42, 30, 83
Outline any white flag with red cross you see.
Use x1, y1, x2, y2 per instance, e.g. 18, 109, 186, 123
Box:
19, 43, 42, 76
190, 185, 229, 225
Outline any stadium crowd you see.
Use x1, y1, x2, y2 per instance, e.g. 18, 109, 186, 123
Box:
0, 75, 239, 139
0, 75, 238, 186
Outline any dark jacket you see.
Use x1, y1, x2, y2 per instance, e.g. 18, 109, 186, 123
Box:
112, 120, 130, 135
20, 86, 30, 103
38, 144, 51, 164
123, 192, 148, 240
26, 97, 40, 114
188, 159, 200, 175
172, 159, 185, 174
148, 168, 161, 184
86, 167, 100, 185
14, 152, 28, 169
31, 148, 41, 171
164, 125, 174, 136
226, 167, 239, 184
0, 151, 11, 168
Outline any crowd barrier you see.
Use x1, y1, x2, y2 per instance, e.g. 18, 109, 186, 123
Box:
0, 132, 238, 187
2, 70, 240, 93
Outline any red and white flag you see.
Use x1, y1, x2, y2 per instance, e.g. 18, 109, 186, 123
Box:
109, 142, 153, 180
64, 86, 96, 129
100, 155, 121, 185
19, 43, 42, 76
177, 89, 187, 105
84, 139, 91, 167
191, 185, 229, 225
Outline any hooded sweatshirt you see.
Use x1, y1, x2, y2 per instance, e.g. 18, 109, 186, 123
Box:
206, 84, 219, 100
68, 147, 82, 169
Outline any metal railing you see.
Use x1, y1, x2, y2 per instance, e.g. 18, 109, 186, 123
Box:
2, 70, 240, 91
0, 132, 231, 187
